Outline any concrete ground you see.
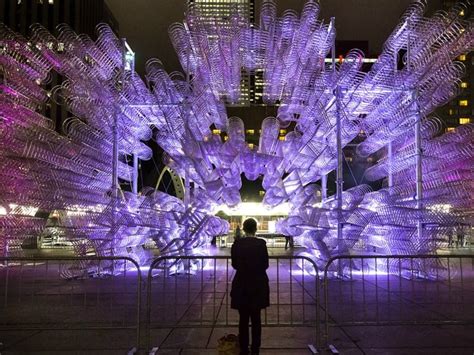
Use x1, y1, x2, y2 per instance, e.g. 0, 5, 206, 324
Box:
0, 245, 472, 354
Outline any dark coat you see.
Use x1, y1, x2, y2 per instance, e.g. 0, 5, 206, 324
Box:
230, 236, 270, 310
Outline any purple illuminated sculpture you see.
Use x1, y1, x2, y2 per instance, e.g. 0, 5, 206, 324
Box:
0, 0, 472, 275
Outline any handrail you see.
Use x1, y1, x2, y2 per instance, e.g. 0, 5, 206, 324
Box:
0, 255, 142, 350
322, 254, 474, 348
146, 254, 320, 351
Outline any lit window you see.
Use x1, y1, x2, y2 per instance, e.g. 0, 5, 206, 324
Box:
459, 9, 465, 16
446, 127, 455, 132
461, 82, 468, 88
224, 135, 229, 141
459, 100, 468, 106
346, 157, 353, 163
448, 109, 454, 115
248, 143, 254, 149
459, 118, 470, 124
458, 54, 466, 61
246, 129, 254, 135
279, 129, 286, 134
278, 136, 285, 141
212, 129, 221, 135
259, 190, 265, 197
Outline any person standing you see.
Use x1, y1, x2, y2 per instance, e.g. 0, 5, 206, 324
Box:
456, 224, 463, 248
447, 228, 454, 248
231, 218, 269, 355
235, 225, 242, 241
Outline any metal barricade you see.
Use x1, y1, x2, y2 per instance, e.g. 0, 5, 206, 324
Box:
322, 254, 474, 350
146, 255, 320, 352
0, 256, 141, 353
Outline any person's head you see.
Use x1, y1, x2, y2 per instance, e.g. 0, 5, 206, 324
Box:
243, 218, 257, 236
47, 216, 59, 227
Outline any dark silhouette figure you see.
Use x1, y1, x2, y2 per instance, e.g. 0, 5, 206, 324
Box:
456, 225, 464, 248
231, 218, 269, 355
284, 235, 294, 249
448, 228, 454, 248
235, 225, 242, 241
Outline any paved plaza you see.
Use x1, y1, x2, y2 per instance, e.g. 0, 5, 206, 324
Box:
0, 246, 473, 354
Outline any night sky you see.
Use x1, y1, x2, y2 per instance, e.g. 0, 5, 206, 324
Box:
105, 0, 443, 76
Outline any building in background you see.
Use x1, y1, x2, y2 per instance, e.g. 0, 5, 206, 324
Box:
0, 0, 119, 36
438, 1, 472, 131
188, 0, 255, 106
0, 0, 119, 131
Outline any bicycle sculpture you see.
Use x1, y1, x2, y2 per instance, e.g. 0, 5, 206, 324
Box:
0, 0, 472, 274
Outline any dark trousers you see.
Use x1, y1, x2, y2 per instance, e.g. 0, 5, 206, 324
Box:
238, 307, 261, 354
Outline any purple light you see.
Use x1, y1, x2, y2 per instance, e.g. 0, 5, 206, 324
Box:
0, 1, 472, 276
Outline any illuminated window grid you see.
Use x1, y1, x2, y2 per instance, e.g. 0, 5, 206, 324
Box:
446, 127, 455, 132
459, 118, 470, 124
212, 129, 221, 134
246, 129, 255, 135
460, 82, 468, 88
458, 54, 466, 61
189, 0, 250, 28
459, 100, 468, 106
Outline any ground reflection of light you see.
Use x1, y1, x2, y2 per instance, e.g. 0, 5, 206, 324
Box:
290, 269, 318, 277
349, 270, 389, 276
139, 266, 150, 272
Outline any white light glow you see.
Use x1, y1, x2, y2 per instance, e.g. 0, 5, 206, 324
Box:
214, 202, 290, 216
268, 220, 276, 233
427, 204, 452, 213
8, 204, 38, 216
66, 204, 104, 216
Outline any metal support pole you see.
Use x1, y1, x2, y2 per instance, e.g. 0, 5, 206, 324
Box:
183, 46, 191, 245
331, 16, 344, 269
388, 143, 393, 188
321, 174, 327, 202
335, 86, 344, 260
184, 172, 190, 249
112, 117, 119, 196
414, 88, 423, 241
132, 154, 138, 194
330, 17, 336, 74
111, 109, 119, 257
388, 47, 398, 188
407, 18, 423, 243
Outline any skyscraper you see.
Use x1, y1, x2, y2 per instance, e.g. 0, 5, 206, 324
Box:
187, 0, 255, 106
438, 1, 472, 131
0, 0, 118, 37
0, 0, 120, 131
